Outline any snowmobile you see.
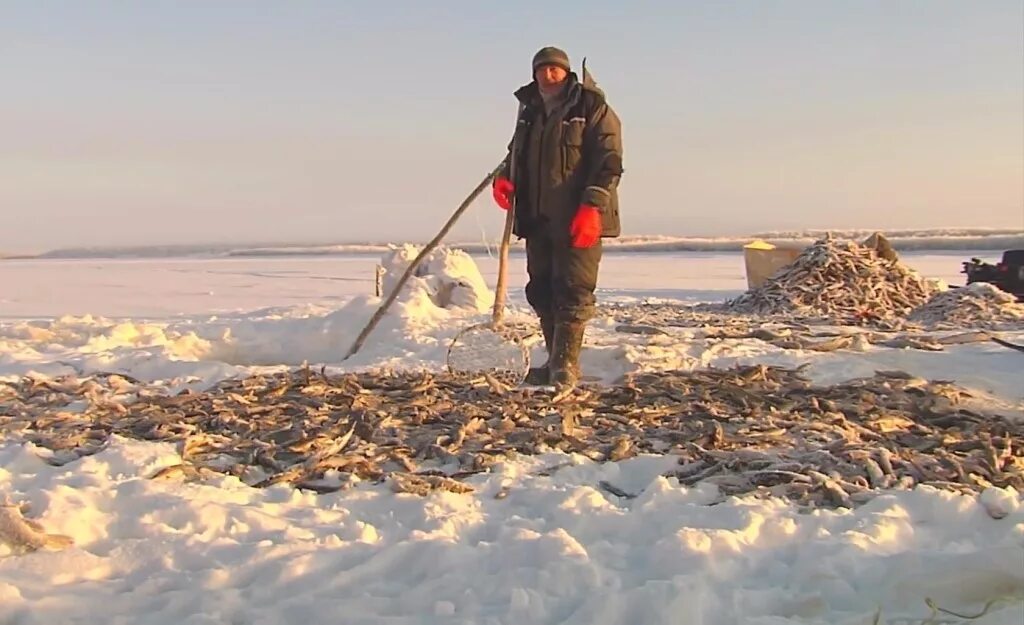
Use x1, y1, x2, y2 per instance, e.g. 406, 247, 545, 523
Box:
961, 249, 1024, 301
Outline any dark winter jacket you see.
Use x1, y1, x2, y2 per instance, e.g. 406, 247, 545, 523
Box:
499, 67, 624, 239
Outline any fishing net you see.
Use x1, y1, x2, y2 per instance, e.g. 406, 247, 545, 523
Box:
446, 322, 531, 386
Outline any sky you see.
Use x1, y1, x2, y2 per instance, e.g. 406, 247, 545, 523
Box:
1, 1, 1022, 254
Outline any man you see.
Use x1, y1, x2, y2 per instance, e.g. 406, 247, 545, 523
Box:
491, 46, 624, 388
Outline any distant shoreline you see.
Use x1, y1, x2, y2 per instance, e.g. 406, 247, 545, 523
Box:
3, 229, 1021, 261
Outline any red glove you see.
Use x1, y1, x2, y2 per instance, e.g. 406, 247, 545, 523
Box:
569, 205, 601, 248
492, 176, 514, 210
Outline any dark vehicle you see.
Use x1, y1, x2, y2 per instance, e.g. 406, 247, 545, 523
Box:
962, 249, 1024, 300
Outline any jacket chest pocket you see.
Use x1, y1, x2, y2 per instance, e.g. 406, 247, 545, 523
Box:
560, 117, 586, 174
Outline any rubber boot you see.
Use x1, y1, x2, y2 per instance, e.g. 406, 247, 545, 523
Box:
523, 317, 554, 385
549, 321, 584, 388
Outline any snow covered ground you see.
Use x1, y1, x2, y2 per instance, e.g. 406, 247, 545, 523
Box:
1, 248, 1022, 624
0, 249, 991, 318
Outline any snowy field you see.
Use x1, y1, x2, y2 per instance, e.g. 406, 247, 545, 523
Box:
1, 248, 1022, 624
0, 249, 992, 319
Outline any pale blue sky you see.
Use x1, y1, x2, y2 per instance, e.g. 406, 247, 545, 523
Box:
2, 1, 1022, 253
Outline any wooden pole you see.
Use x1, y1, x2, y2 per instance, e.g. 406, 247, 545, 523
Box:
491, 103, 524, 326
343, 160, 506, 361
491, 195, 515, 325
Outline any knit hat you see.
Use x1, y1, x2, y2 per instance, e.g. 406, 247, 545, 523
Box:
532, 46, 570, 74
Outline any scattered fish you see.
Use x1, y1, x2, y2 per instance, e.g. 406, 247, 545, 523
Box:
2, 362, 1021, 509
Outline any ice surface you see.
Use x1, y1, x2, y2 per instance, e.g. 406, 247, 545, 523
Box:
1, 246, 1022, 623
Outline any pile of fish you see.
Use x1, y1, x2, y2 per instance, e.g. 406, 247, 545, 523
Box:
720, 236, 941, 326
595, 233, 1019, 337
908, 282, 1024, 330
2, 365, 1021, 511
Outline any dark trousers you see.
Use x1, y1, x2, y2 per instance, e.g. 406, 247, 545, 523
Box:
524, 226, 603, 324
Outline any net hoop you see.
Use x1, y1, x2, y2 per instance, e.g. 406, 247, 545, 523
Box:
446, 321, 532, 386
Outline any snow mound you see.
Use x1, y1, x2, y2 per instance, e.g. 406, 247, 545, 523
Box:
379, 244, 493, 314
196, 246, 495, 369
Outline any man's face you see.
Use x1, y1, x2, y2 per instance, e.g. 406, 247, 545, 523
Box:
535, 64, 568, 91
